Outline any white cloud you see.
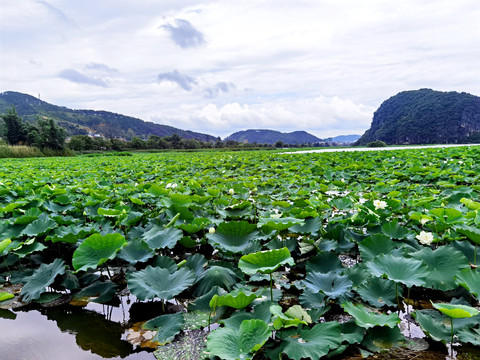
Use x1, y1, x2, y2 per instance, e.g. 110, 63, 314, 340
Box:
1, 0, 479, 138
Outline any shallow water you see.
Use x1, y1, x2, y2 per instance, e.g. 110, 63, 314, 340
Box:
0, 296, 156, 360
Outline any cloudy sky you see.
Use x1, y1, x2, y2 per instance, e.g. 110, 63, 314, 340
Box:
1, 1, 479, 138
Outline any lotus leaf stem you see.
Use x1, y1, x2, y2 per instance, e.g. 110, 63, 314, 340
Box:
270, 273, 274, 301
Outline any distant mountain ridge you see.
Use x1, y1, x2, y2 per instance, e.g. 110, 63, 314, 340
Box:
356, 89, 480, 145
0, 91, 217, 142
225, 129, 322, 144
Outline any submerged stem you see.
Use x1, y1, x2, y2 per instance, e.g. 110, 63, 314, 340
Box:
451, 318, 454, 357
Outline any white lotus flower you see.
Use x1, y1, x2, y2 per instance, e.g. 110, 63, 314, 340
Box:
373, 200, 387, 210
416, 231, 434, 245
209, 227, 216, 234
228, 188, 234, 195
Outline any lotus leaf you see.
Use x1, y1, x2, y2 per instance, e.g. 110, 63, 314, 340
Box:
117, 238, 155, 264
209, 289, 260, 309
362, 326, 405, 353
21, 216, 57, 237
143, 312, 184, 345
206, 319, 271, 360
410, 245, 469, 290
206, 221, 260, 253
304, 272, 352, 299
342, 302, 400, 329
431, 302, 479, 319
274, 321, 341, 360
142, 225, 182, 250
221, 301, 272, 329
365, 253, 428, 288
456, 268, 480, 299
0, 239, 12, 254
238, 247, 294, 275
74, 281, 117, 303
193, 266, 239, 296
456, 224, 480, 245
20, 258, 66, 302
72, 233, 127, 272
127, 266, 195, 301
356, 277, 397, 308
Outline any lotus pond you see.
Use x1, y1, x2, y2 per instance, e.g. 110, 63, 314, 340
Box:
1, 147, 480, 360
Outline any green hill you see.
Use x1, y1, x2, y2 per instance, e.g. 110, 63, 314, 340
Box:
356, 89, 480, 145
0, 91, 217, 142
225, 129, 322, 145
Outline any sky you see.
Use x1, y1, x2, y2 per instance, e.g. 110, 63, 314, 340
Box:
1, 0, 479, 139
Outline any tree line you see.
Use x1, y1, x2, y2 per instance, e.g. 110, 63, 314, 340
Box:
1, 107, 67, 150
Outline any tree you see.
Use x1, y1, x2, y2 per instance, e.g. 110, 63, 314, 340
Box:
33, 118, 67, 150
1, 107, 29, 145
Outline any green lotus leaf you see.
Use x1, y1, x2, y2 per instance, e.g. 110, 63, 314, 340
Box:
362, 326, 405, 353
460, 198, 480, 210
127, 266, 195, 301
270, 304, 311, 330
365, 253, 428, 288
456, 224, 480, 245
305, 251, 343, 274
274, 321, 341, 360
456, 268, 480, 299
381, 220, 411, 239
193, 266, 239, 296
152, 255, 178, 273
147, 184, 168, 196
356, 276, 397, 308
358, 234, 398, 262
238, 247, 294, 275
221, 301, 273, 329
46, 224, 98, 244
304, 272, 352, 299
72, 233, 127, 272
117, 238, 155, 265
342, 302, 400, 329
206, 319, 272, 360
0, 239, 12, 254
206, 221, 260, 253
430, 207, 463, 222
457, 326, 480, 346
143, 312, 184, 345
13, 208, 41, 225
410, 245, 469, 290
142, 225, 182, 250
21, 216, 57, 237
20, 259, 66, 302
0, 292, 14, 302
185, 253, 207, 276
74, 280, 118, 303
177, 217, 209, 233
431, 302, 479, 319
209, 289, 260, 309
258, 217, 304, 232
97, 207, 123, 217
13, 241, 46, 258
299, 288, 326, 309
413, 309, 454, 343
340, 320, 365, 345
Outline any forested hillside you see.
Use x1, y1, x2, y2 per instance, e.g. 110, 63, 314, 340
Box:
356, 89, 480, 145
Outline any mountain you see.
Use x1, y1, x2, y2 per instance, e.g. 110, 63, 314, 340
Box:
325, 134, 361, 143
0, 91, 217, 142
356, 89, 480, 145
225, 129, 322, 145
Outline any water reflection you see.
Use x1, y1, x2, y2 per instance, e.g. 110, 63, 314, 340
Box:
0, 300, 155, 360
